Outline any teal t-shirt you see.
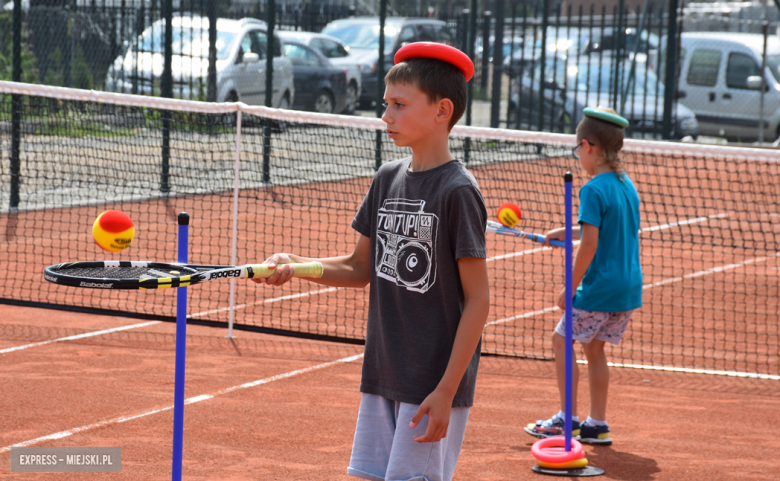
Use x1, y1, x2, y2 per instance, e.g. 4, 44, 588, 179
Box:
573, 172, 643, 312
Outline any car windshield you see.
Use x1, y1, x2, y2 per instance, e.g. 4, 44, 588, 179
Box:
767, 55, 780, 84
321, 23, 399, 50
137, 28, 236, 60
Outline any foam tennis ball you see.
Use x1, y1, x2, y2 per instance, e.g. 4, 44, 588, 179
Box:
497, 202, 522, 228
93, 210, 135, 252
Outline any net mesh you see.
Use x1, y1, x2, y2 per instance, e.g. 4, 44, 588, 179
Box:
2, 82, 778, 377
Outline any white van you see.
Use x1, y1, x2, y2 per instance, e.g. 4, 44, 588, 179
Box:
675, 32, 780, 141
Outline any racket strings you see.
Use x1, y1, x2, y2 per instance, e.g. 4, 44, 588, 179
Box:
54, 265, 191, 280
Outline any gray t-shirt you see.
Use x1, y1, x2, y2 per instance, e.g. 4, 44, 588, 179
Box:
351, 157, 487, 408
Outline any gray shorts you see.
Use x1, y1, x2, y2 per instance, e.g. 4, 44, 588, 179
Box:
347, 393, 470, 481
555, 308, 634, 345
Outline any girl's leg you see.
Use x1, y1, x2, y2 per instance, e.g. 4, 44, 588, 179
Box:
552, 332, 578, 415
582, 339, 609, 420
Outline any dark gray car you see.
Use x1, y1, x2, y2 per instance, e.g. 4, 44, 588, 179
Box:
282, 41, 349, 114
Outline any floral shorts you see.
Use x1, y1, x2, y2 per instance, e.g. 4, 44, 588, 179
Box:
554, 308, 634, 345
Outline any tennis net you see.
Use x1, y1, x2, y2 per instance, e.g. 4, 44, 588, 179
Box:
1, 81, 778, 379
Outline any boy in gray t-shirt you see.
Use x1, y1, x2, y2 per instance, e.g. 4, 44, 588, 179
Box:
254, 43, 489, 481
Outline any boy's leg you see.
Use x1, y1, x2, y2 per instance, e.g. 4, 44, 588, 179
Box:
384, 402, 470, 481
347, 393, 398, 481
582, 339, 609, 421
552, 331, 579, 416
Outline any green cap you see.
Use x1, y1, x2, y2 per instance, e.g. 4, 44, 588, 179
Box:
583, 107, 629, 128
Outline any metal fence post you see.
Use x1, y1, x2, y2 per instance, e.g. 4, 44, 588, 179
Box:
490, 0, 504, 128
10, 0, 22, 210
207, 0, 217, 102
465, 0, 477, 164
375, 0, 387, 171
662, 0, 679, 140
161, 0, 173, 193
759, 22, 768, 144
480, 10, 491, 92
262, 0, 276, 184
537, 0, 549, 131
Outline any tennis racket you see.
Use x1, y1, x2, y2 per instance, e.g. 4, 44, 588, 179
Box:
43, 260, 324, 290
486, 220, 565, 248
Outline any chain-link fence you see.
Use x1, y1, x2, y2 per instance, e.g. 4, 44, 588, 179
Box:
3, 0, 780, 142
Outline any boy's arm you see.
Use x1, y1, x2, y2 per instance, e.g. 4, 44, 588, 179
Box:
556, 222, 598, 309
409, 256, 490, 443
252, 234, 372, 288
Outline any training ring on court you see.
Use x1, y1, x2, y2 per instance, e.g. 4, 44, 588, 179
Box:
394, 42, 475, 81
531, 437, 585, 464
583, 107, 629, 128
536, 457, 589, 470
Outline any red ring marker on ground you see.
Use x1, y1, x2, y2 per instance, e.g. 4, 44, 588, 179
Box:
531, 437, 585, 464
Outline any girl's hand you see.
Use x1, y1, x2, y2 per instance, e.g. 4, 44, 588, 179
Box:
544, 228, 565, 247
557, 288, 568, 310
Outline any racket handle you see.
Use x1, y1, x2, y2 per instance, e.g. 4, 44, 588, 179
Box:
247, 262, 324, 279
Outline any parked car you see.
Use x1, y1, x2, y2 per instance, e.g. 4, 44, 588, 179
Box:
509, 56, 699, 139
105, 16, 295, 108
671, 32, 780, 142
475, 36, 525, 63
277, 31, 361, 114
281, 40, 349, 114
321, 17, 454, 108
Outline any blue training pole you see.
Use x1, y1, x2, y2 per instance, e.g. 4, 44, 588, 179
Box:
564, 172, 573, 452
172, 212, 189, 481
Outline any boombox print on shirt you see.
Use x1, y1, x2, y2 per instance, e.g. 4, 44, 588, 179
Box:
375, 199, 439, 294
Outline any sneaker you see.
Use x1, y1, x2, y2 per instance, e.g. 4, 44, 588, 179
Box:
579, 422, 612, 445
524, 414, 581, 439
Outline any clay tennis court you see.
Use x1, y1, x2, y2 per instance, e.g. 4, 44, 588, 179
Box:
1, 302, 779, 480
2, 88, 779, 479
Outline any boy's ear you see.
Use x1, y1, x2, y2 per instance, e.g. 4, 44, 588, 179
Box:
435, 98, 454, 126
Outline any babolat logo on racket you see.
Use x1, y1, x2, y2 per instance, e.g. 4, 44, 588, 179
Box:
80, 281, 113, 288
209, 269, 242, 280
44, 273, 57, 283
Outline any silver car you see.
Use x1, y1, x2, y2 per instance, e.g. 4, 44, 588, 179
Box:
105, 16, 295, 107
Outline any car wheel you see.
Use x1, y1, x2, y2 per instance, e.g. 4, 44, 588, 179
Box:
314, 90, 334, 114
225, 91, 239, 103
342, 82, 358, 115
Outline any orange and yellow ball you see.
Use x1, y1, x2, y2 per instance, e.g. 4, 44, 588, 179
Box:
497, 202, 522, 228
93, 210, 135, 252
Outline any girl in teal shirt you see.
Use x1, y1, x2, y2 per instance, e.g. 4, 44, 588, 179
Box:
525, 107, 642, 446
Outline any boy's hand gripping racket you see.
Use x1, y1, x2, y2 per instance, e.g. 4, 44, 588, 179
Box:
43, 261, 324, 289
486, 220, 565, 248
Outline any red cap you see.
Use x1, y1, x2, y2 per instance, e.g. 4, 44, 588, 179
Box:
394, 42, 474, 81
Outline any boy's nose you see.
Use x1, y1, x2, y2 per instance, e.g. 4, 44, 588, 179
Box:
381, 109, 392, 124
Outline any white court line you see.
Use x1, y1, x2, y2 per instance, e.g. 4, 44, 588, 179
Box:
488, 252, 779, 326
487, 213, 727, 263
0, 353, 364, 452
0, 321, 162, 354
577, 360, 780, 381
1, 286, 343, 353
189, 287, 342, 318
487, 251, 779, 378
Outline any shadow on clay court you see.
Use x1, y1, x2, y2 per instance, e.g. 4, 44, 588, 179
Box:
585, 447, 660, 480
